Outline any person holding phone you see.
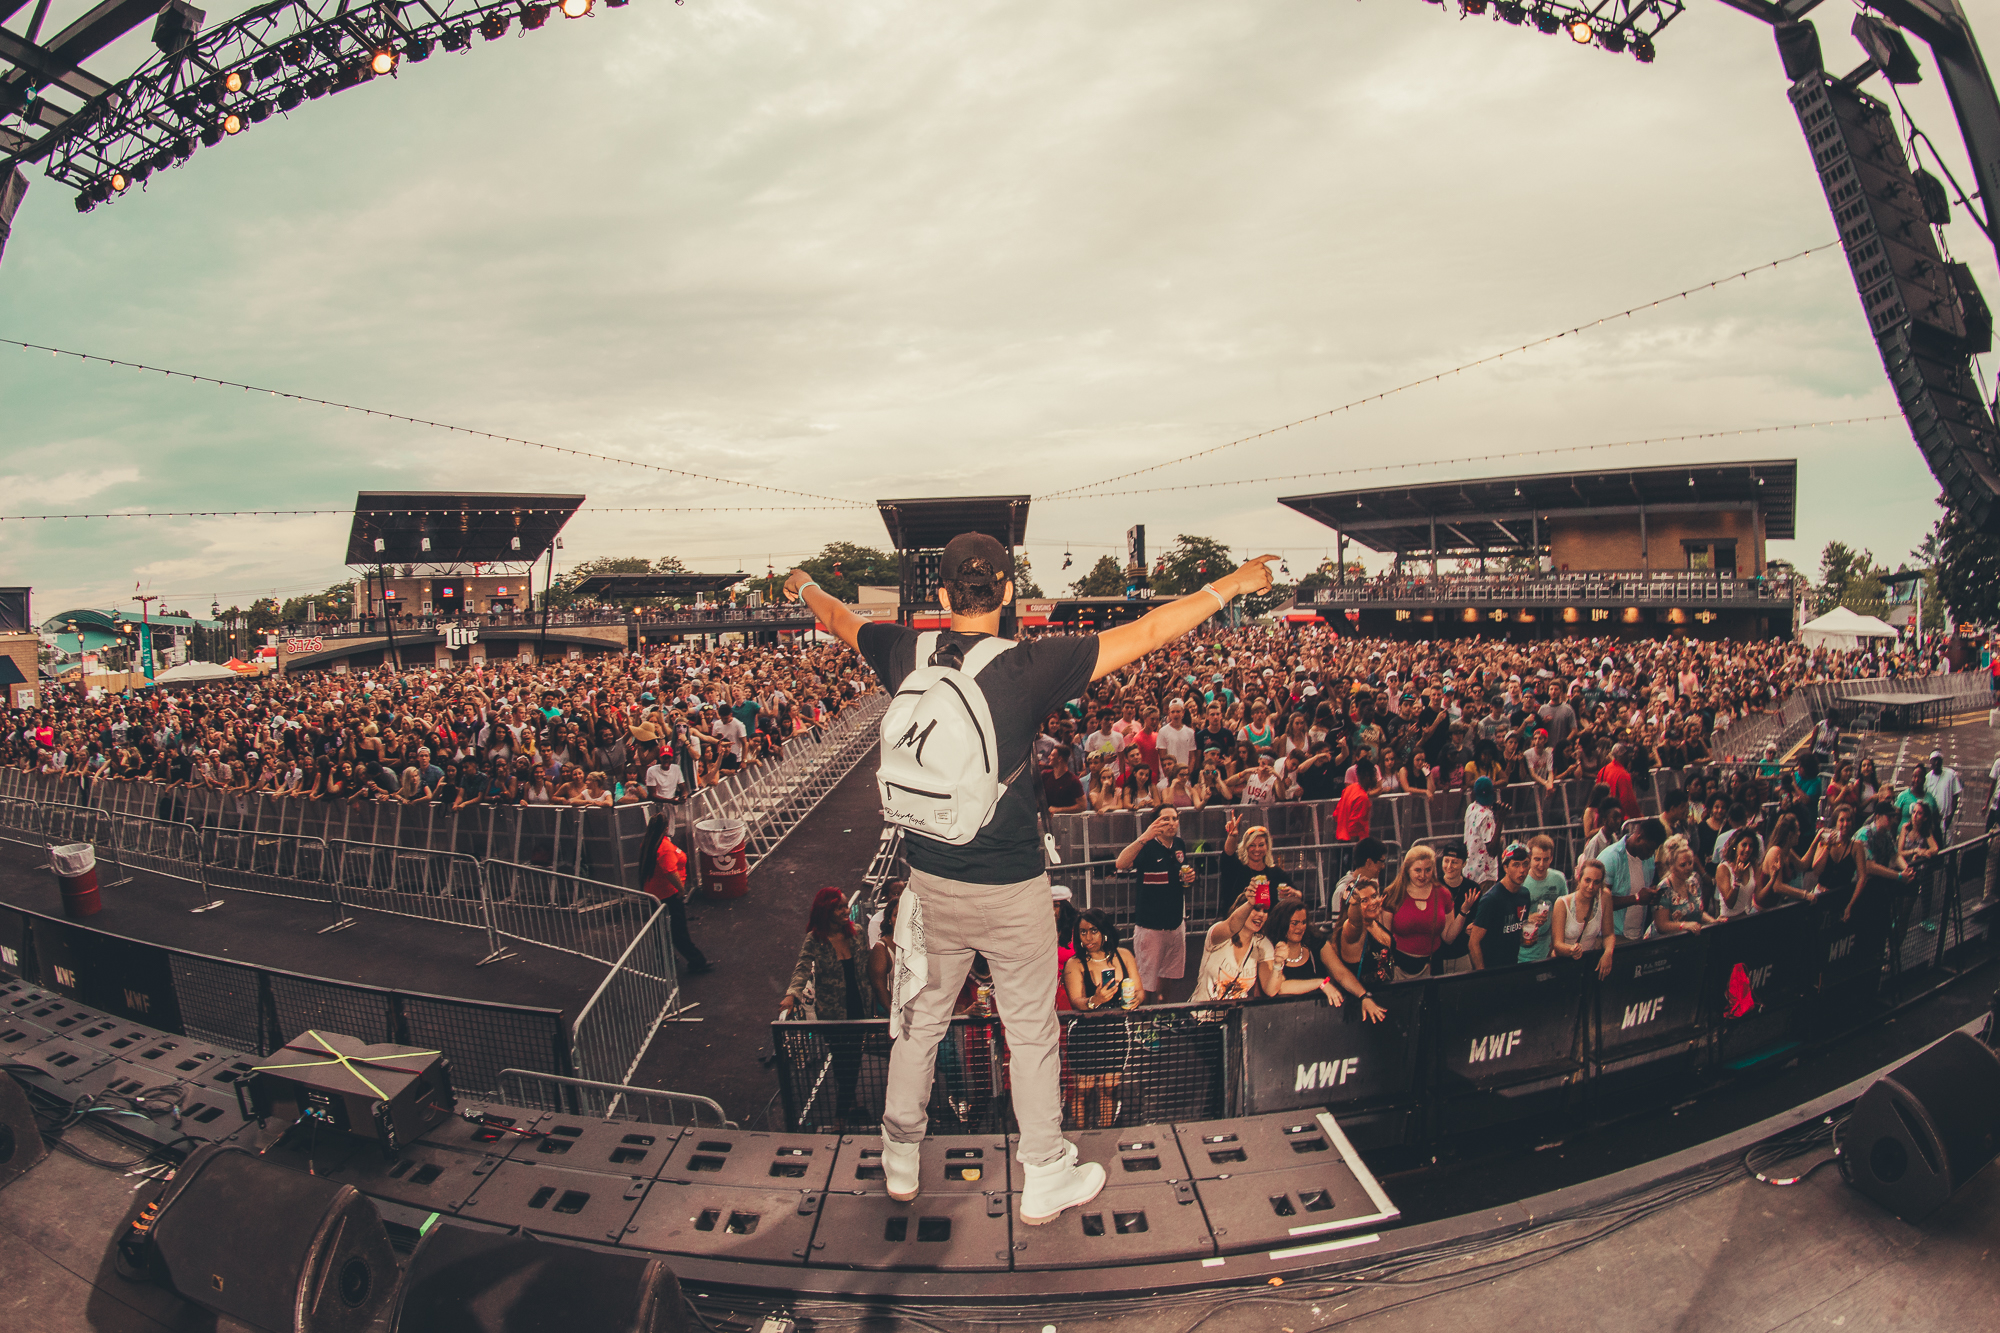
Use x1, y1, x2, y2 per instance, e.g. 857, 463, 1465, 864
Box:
1062, 909, 1142, 1128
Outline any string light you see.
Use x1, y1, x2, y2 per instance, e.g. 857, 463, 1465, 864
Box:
1036, 239, 1843, 501
0, 337, 866, 507
1032, 415, 1896, 502
0, 503, 859, 522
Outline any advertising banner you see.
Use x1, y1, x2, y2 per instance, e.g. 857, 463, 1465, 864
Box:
1594, 932, 1704, 1062
1434, 962, 1585, 1093
1238, 986, 1424, 1114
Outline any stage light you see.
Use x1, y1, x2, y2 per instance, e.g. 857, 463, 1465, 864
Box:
223, 113, 242, 134
562, 0, 592, 15
1533, 9, 1561, 34
74, 192, 96, 214
147, 149, 171, 172
443, 26, 471, 50
371, 48, 397, 75
481, 13, 511, 39
130, 163, 152, 184
1631, 34, 1654, 62
223, 69, 247, 94
1569, 19, 1594, 43
607, 0, 629, 7
111, 171, 129, 192
407, 37, 434, 61
373, 538, 386, 554
281, 39, 310, 67
247, 99, 272, 123
200, 124, 223, 146
1600, 28, 1626, 54
253, 54, 281, 80
305, 73, 331, 98
522, 4, 552, 30
1461, 0, 1487, 12
171, 136, 194, 160
1498, 2, 1525, 23
277, 85, 304, 110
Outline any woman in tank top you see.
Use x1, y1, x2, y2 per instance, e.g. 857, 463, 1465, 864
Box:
1550, 859, 1616, 977
1757, 813, 1813, 911
1379, 845, 1464, 981
1714, 830, 1764, 919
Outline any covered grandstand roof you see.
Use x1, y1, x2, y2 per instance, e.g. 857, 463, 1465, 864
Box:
1279, 460, 1796, 555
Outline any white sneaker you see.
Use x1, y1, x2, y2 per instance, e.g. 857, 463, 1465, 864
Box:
1019, 1152, 1105, 1226
880, 1134, 920, 1202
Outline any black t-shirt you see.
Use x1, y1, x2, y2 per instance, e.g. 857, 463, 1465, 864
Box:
859, 624, 1098, 885
1131, 836, 1189, 931
1294, 752, 1341, 803
1472, 880, 1528, 969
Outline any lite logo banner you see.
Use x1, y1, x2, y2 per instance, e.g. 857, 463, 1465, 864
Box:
1467, 1029, 1523, 1063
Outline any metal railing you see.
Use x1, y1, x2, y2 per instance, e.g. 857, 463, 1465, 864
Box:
1312, 571, 1800, 607
498, 1068, 734, 1127
1707, 671, 1989, 761
685, 692, 886, 871
568, 899, 685, 1090
478, 859, 662, 966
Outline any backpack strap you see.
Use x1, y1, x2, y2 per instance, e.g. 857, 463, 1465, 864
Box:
915, 632, 942, 670
959, 637, 1016, 678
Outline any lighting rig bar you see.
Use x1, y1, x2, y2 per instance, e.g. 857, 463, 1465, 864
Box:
1, 0, 651, 212
1437, 0, 1686, 61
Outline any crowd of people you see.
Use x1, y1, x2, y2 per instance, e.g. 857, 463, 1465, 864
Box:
775, 624, 1993, 1110
3, 640, 878, 813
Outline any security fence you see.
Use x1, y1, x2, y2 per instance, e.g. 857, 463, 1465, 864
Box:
684, 692, 886, 871
773, 832, 1994, 1141
1708, 670, 1990, 763
498, 1068, 735, 1126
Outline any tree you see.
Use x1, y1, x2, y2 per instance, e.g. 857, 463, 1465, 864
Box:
1012, 553, 1043, 599
1815, 541, 1891, 615
541, 556, 655, 610
281, 581, 357, 624
798, 543, 899, 603
1070, 554, 1125, 597
1153, 535, 1233, 598
1933, 502, 2000, 627
247, 598, 281, 633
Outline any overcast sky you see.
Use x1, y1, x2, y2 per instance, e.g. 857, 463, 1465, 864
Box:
3, 0, 1995, 617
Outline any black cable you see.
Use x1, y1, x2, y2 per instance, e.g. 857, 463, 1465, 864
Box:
1889, 84, 1996, 248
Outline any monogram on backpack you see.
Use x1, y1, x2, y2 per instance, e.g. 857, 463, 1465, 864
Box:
879, 632, 1025, 845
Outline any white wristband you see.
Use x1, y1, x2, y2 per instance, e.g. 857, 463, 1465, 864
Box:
797, 581, 821, 600
1203, 584, 1227, 611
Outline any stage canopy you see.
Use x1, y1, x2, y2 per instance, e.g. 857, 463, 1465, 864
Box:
1279, 461, 1797, 556
877, 496, 1031, 552
573, 574, 747, 598
345, 492, 585, 568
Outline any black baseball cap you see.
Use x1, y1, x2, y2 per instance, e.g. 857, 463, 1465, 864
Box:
940, 533, 1014, 583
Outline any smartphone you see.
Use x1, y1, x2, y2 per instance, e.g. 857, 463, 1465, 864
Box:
1099, 967, 1117, 988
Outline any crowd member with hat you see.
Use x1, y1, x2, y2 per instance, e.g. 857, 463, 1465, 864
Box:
1469, 841, 1536, 969
1463, 775, 1501, 883
1922, 750, 1963, 832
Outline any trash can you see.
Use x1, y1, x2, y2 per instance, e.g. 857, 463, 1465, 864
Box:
50, 843, 101, 919
694, 819, 750, 900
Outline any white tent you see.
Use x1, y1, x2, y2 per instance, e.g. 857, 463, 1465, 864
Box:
149, 660, 244, 686
1799, 605, 1901, 651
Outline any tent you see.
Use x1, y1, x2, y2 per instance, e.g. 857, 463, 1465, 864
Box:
1799, 605, 1901, 651
150, 660, 244, 686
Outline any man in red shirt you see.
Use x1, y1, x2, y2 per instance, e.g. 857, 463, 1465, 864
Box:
1334, 758, 1378, 842
1597, 744, 1640, 822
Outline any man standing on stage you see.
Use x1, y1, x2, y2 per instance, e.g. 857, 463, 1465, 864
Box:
785, 537, 1275, 1226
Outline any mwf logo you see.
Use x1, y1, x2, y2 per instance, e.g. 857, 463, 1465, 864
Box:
1467, 1030, 1523, 1063
1295, 1058, 1360, 1091
123, 989, 153, 1015
1621, 996, 1666, 1030
1829, 934, 1856, 961
1742, 964, 1774, 990
51, 965, 78, 990
0, 945, 16, 969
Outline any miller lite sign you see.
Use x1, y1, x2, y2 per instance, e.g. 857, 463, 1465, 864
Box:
444, 623, 480, 650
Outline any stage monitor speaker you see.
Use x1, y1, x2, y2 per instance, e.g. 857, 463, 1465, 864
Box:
0, 1072, 49, 1188
1842, 1031, 2000, 1222
391, 1223, 688, 1333
143, 1143, 399, 1333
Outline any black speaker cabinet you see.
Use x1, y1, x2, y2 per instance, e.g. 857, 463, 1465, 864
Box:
392, 1223, 688, 1333
146, 1143, 399, 1333
1843, 1031, 2000, 1222
0, 1072, 48, 1188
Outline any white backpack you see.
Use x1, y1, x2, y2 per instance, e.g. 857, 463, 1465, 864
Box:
878, 632, 1020, 845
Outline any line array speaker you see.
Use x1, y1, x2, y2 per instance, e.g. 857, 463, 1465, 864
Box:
392, 1223, 688, 1333
0, 1072, 49, 1188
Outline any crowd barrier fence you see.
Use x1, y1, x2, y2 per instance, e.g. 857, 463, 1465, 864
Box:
684, 693, 886, 874
0, 900, 573, 1098
772, 832, 1993, 1141
1708, 670, 1990, 763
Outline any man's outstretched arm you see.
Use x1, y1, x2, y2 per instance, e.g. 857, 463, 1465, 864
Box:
1093, 556, 1277, 682
781, 570, 869, 651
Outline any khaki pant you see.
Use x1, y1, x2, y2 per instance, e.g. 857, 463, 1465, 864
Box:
882, 867, 1066, 1168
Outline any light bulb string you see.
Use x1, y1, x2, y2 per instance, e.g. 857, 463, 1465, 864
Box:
1035, 238, 1843, 501
0, 336, 869, 508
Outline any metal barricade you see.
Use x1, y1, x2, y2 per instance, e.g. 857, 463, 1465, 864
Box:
685, 692, 887, 873
498, 1068, 733, 1126
478, 858, 662, 965
567, 897, 684, 1089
